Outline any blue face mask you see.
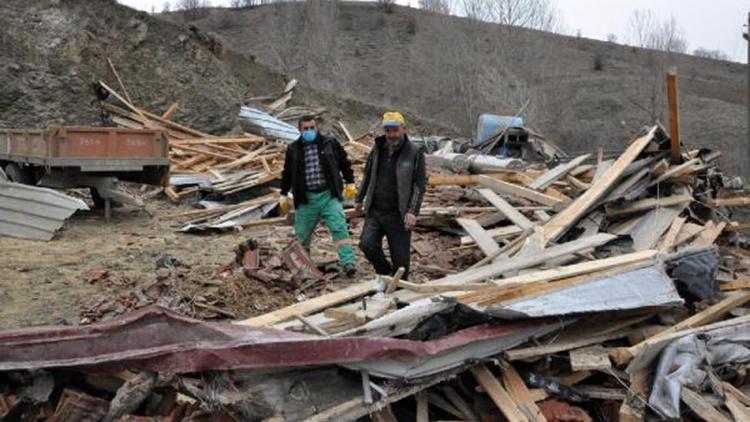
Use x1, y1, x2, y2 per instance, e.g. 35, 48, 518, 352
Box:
302, 129, 317, 142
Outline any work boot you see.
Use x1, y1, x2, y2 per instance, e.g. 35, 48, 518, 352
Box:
344, 264, 357, 277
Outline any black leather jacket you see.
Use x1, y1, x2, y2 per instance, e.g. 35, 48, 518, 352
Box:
356, 135, 426, 218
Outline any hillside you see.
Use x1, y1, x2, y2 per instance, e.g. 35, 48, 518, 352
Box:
180, 1, 748, 175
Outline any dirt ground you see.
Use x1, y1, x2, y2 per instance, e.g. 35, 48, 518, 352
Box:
0, 196, 299, 330
0, 190, 464, 330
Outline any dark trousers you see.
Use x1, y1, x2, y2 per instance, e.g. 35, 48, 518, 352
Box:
359, 209, 412, 279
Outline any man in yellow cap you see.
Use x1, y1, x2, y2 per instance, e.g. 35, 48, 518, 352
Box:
280, 115, 358, 276
355, 112, 426, 280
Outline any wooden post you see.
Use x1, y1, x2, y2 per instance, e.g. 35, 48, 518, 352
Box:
666, 67, 681, 164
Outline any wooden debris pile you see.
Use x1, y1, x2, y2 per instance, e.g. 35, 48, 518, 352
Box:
222, 125, 750, 420
4, 123, 750, 420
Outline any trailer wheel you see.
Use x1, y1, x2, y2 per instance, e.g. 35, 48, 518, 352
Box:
4, 163, 33, 185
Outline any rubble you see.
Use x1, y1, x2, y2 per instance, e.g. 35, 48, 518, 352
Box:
3, 63, 750, 421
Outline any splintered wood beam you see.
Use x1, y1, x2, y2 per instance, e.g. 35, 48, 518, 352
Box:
162, 101, 180, 120
681, 388, 731, 422
457, 218, 501, 257
472, 364, 530, 422
477, 189, 536, 230
477, 175, 563, 207
530, 153, 591, 190
236, 280, 378, 327
542, 126, 657, 242
501, 364, 547, 421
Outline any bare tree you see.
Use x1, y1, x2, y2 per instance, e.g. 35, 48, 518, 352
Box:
162, 1, 171, 12
627, 10, 687, 53
693, 47, 731, 61
460, 0, 492, 21
419, 0, 451, 14
651, 15, 687, 53
177, 0, 211, 21
606, 33, 617, 43
459, 0, 560, 32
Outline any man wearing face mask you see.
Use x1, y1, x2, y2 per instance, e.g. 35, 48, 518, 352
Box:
280, 115, 358, 276
355, 112, 426, 280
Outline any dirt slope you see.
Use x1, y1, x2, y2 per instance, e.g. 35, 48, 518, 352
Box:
0, 0, 286, 134
183, 2, 748, 175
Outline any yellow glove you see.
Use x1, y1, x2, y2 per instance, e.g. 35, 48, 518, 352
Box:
344, 183, 356, 201
279, 196, 290, 215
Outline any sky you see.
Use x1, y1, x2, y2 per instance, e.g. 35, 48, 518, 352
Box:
118, 0, 749, 63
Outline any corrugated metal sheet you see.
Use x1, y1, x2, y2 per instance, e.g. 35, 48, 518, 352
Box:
0, 181, 88, 240
481, 265, 683, 319
238, 106, 300, 143
0, 305, 557, 374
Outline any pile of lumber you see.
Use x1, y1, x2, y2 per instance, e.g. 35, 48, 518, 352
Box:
223, 125, 750, 420
3, 123, 750, 421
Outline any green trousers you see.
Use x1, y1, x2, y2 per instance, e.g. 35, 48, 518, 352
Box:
294, 190, 356, 266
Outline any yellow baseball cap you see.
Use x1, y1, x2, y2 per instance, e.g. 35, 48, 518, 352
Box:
382, 111, 405, 128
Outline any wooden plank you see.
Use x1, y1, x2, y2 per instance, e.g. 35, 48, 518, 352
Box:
621, 292, 750, 364
395, 280, 487, 293
470, 249, 658, 293
106, 58, 135, 105
690, 221, 726, 248
467, 230, 533, 270
477, 189, 536, 230
431, 233, 617, 288
162, 101, 179, 120
478, 175, 563, 207
569, 345, 611, 371
164, 186, 181, 203
175, 144, 236, 161
236, 280, 377, 327
605, 193, 693, 217
542, 126, 658, 242
530, 153, 591, 190
384, 267, 405, 294
602, 167, 650, 203
708, 197, 750, 207
471, 364, 530, 422
725, 394, 750, 421
720, 279, 750, 291
650, 158, 700, 185
98, 80, 149, 123
627, 205, 686, 251
724, 382, 750, 407
681, 388, 731, 422
460, 224, 524, 246
171, 137, 265, 145
528, 388, 549, 402
659, 216, 686, 253
674, 223, 706, 248
501, 364, 547, 422
457, 218, 500, 257
138, 107, 214, 139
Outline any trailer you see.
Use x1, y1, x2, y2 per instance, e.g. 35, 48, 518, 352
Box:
0, 126, 169, 218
